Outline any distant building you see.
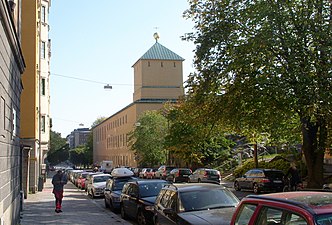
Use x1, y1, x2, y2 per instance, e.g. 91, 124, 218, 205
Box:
0, 0, 25, 224
92, 35, 184, 167
67, 128, 91, 149
21, 0, 51, 196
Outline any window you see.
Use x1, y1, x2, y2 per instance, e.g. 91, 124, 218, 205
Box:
41, 41, 46, 59
41, 78, 46, 95
41, 5, 46, 23
41, 115, 46, 132
235, 204, 257, 225
12, 108, 16, 137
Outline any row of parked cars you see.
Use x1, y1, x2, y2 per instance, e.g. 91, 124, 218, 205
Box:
136, 166, 222, 185
66, 166, 332, 225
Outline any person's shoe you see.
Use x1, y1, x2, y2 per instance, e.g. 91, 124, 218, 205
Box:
55, 209, 60, 213
58, 209, 63, 213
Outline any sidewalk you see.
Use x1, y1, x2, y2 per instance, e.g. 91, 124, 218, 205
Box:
20, 172, 131, 225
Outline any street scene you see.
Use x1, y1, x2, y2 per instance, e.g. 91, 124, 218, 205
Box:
1, 1, 332, 225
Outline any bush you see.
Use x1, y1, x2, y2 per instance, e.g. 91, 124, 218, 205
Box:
233, 156, 292, 178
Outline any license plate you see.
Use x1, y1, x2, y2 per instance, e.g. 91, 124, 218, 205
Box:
274, 180, 282, 183
183, 175, 188, 177
210, 176, 217, 178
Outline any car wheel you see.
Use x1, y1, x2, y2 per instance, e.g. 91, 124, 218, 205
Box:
120, 204, 127, 220
198, 178, 201, 183
253, 183, 260, 194
137, 210, 147, 225
234, 181, 241, 191
104, 198, 110, 208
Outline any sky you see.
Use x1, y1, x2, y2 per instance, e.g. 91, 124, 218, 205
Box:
49, 1, 196, 138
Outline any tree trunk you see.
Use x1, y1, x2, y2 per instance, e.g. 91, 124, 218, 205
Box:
253, 142, 258, 168
301, 117, 325, 188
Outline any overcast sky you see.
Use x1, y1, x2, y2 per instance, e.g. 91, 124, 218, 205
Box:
49, 1, 196, 137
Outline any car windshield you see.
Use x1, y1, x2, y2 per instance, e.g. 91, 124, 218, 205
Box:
179, 189, 239, 212
93, 176, 110, 183
139, 182, 166, 198
316, 214, 332, 225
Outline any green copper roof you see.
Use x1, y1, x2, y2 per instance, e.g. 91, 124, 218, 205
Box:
139, 42, 185, 61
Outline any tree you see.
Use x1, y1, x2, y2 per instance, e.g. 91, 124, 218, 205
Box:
47, 130, 68, 165
164, 100, 233, 168
128, 111, 168, 167
91, 116, 107, 128
184, 0, 332, 188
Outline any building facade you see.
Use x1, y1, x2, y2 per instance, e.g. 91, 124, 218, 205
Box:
20, 0, 51, 195
93, 37, 184, 167
67, 128, 91, 149
0, 0, 25, 224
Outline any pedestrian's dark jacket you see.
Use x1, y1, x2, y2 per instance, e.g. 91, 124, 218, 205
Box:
52, 172, 67, 191
286, 167, 301, 185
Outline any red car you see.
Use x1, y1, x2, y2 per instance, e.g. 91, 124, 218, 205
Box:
230, 191, 332, 225
77, 172, 89, 189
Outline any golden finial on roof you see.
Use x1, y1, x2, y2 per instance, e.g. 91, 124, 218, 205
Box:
153, 32, 160, 42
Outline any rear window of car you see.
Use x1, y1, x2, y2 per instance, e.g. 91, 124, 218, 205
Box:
179, 169, 191, 175
206, 170, 219, 175
264, 171, 284, 178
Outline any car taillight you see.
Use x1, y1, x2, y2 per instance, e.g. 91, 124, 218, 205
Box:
177, 171, 180, 177
261, 178, 270, 183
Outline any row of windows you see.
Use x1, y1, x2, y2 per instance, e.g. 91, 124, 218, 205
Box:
95, 114, 128, 142
106, 133, 128, 149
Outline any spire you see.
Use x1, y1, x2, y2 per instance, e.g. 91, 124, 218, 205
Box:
153, 32, 160, 42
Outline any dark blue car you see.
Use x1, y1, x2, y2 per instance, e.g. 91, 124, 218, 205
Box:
104, 176, 137, 212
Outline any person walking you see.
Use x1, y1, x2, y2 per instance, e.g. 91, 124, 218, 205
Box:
285, 162, 301, 191
52, 170, 67, 213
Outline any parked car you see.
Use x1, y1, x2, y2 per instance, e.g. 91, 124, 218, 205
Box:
155, 165, 176, 180
230, 191, 332, 225
166, 168, 192, 183
84, 172, 103, 191
120, 179, 168, 225
77, 172, 90, 189
139, 168, 153, 179
189, 168, 221, 185
104, 176, 137, 212
153, 183, 239, 225
145, 168, 156, 179
133, 168, 143, 177
234, 168, 285, 194
87, 173, 112, 198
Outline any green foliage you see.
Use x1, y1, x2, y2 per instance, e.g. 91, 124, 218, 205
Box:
47, 130, 68, 165
69, 146, 91, 167
129, 110, 168, 167
91, 116, 107, 128
184, 0, 332, 188
233, 156, 299, 178
164, 100, 234, 167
